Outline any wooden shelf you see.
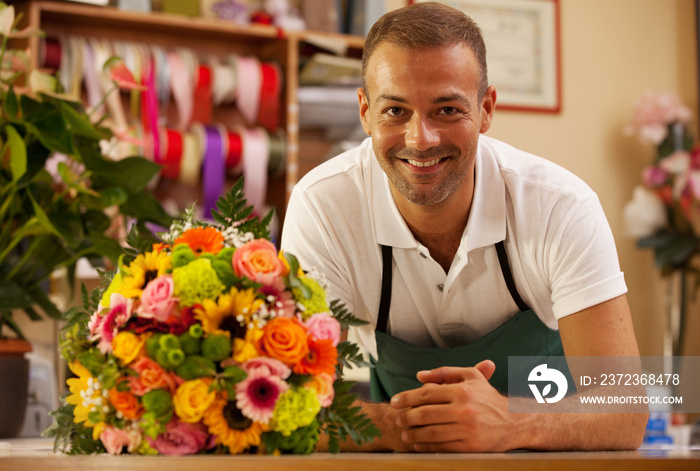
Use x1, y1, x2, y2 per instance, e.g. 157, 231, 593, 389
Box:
13, 0, 365, 226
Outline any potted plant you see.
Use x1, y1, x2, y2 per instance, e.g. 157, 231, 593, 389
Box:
0, 3, 172, 437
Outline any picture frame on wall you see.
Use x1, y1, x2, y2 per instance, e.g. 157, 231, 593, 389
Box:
415, 0, 562, 113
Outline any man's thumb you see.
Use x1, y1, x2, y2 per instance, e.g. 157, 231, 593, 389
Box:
474, 359, 496, 380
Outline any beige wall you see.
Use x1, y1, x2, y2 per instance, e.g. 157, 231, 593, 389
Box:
486, 0, 699, 356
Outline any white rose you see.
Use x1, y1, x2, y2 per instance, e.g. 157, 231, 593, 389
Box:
623, 186, 668, 238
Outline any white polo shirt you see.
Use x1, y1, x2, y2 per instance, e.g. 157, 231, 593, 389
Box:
281, 136, 627, 359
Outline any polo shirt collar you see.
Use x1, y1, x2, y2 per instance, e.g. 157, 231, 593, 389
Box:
371, 136, 507, 251
464, 136, 507, 252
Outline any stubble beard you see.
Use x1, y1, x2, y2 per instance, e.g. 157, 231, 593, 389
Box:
381, 145, 468, 206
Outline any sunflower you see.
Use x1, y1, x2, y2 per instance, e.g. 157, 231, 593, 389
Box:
195, 287, 264, 336
175, 227, 225, 256
204, 396, 266, 454
65, 362, 106, 439
120, 250, 172, 298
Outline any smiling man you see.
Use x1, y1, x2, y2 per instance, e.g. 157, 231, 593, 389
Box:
281, 2, 646, 452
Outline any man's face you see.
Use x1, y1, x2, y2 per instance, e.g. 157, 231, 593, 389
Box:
359, 42, 495, 207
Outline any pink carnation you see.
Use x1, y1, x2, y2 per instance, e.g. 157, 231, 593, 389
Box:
241, 357, 291, 378
100, 426, 135, 455
304, 313, 341, 347
137, 274, 178, 322
626, 91, 693, 145
88, 293, 133, 354
148, 420, 209, 455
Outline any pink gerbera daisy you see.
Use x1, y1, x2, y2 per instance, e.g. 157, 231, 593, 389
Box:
235, 367, 288, 424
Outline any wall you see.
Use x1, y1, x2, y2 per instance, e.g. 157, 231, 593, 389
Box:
486, 0, 699, 356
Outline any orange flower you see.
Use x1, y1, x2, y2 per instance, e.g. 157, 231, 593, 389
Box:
128, 357, 178, 396
293, 338, 337, 377
257, 317, 309, 366
152, 242, 171, 253
175, 227, 225, 256
108, 387, 143, 420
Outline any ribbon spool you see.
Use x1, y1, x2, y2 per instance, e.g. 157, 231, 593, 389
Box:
241, 127, 270, 213
41, 37, 62, 71
235, 55, 262, 125
257, 61, 282, 132
201, 125, 226, 218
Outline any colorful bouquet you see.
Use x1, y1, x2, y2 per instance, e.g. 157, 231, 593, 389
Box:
623, 91, 698, 273
47, 180, 379, 455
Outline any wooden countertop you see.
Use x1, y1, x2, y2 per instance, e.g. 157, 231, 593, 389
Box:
2, 438, 700, 471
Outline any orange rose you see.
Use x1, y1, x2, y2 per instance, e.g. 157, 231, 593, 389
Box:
233, 239, 286, 282
108, 387, 143, 419
128, 357, 178, 396
257, 317, 309, 366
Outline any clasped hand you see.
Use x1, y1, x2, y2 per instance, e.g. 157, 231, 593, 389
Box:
390, 360, 517, 452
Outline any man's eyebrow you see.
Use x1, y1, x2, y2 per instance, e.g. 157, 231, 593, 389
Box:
376, 93, 472, 108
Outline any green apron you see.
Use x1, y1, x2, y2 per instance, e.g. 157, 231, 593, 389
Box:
369, 241, 572, 402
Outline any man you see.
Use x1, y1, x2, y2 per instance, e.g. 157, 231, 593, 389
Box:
281, 2, 647, 452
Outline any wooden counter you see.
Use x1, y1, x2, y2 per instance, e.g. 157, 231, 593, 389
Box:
1, 439, 699, 471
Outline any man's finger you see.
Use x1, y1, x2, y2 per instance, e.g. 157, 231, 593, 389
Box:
416, 361, 496, 384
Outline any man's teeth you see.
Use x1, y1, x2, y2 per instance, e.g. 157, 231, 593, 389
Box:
408, 158, 442, 167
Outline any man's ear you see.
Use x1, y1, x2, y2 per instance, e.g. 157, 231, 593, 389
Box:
479, 85, 497, 133
358, 87, 371, 135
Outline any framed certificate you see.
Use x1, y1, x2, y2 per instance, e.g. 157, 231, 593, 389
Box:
415, 0, 561, 113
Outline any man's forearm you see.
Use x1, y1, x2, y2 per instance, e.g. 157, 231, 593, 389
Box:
507, 395, 648, 451
315, 400, 413, 452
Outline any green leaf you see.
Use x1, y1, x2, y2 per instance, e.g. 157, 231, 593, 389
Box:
120, 190, 172, 227
0, 280, 34, 310
6, 124, 27, 183
85, 186, 128, 209
3, 86, 18, 118
27, 191, 61, 237
58, 101, 105, 140
654, 236, 699, 268
85, 154, 161, 194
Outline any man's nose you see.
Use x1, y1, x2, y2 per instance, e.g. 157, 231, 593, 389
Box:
405, 116, 440, 151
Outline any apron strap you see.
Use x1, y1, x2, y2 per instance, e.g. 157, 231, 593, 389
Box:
376, 244, 393, 333
496, 240, 531, 312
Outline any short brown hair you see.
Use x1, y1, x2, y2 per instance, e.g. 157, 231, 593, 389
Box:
361, 2, 488, 100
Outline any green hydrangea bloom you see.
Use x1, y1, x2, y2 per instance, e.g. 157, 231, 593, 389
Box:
141, 389, 173, 423
172, 258, 225, 307
292, 277, 330, 320
271, 387, 321, 436
171, 244, 196, 268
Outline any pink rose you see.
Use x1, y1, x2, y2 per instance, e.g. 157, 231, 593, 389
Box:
241, 357, 291, 378
88, 293, 133, 354
137, 275, 177, 322
100, 426, 134, 455
304, 313, 341, 347
233, 239, 286, 285
148, 419, 209, 455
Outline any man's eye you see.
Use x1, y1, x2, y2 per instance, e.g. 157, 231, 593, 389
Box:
385, 107, 404, 116
439, 107, 459, 115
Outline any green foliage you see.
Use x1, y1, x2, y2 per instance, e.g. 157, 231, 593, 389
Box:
43, 399, 106, 455
330, 299, 369, 330
0, 20, 173, 339
210, 178, 274, 239
318, 380, 381, 453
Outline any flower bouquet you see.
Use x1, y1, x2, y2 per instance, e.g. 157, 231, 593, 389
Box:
623, 90, 698, 357
46, 180, 380, 455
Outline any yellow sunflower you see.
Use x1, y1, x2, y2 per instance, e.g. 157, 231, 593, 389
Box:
65, 362, 106, 439
195, 287, 264, 335
120, 250, 172, 298
203, 395, 266, 454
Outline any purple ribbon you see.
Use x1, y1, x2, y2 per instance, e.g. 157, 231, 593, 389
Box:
202, 126, 225, 218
